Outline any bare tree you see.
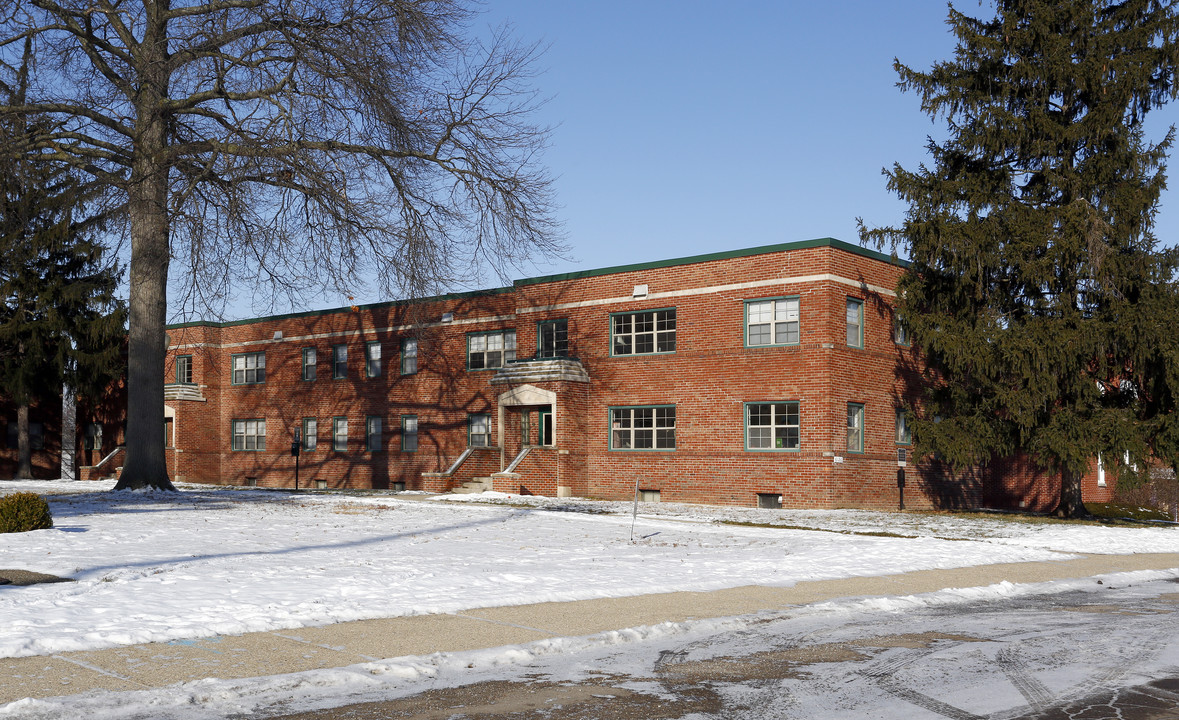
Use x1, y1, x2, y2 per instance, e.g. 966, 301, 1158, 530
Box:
0, 0, 561, 489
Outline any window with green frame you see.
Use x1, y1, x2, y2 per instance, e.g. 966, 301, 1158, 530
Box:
302, 418, 317, 451
745, 402, 800, 450
332, 417, 348, 451
847, 403, 865, 453
846, 298, 864, 348
401, 415, 418, 451
895, 408, 911, 445
231, 418, 266, 451
467, 330, 515, 370
468, 414, 492, 447
332, 344, 347, 378
366, 416, 382, 451
401, 338, 418, 375
537, 319, 569, 358
301, 348, 317, 381
366, 342, 382, 378
611, 309, 675, 356
745, 298, 799, 346
231, 352, 265, 384
610, 406, 675, 450
175, 355, 193, 384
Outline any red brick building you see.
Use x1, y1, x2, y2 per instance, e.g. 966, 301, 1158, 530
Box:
157, 238, 1114, 510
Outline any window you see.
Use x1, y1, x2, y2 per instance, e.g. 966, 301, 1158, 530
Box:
332, 344, 347, 379
846, 298, 864, 348
468, 414, 492, 447
745, 298, 799, 346
893, 315, 909, 346
847, 403, 865, 453
401, 415, 418, 452
468, 330, 516, 370
83, 423, 103, 451
538, 319, 569, 358
302, 348, 317, 381
610, 406, 676, 450
175, 355, 193, 384
332, 417, 348, 451
302, 418, 317, 451
745, 402, 800, 450
612, 309, 676, 356
232, 352, 266, 384
366, 342, 382, 378
232, 419, 266, 451
366, 416, 382, 451
401, 338, 418, 375
895, 408, 911, 445
758, 493, 783, 509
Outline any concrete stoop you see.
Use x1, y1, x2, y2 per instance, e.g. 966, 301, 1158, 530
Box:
453, 477, 492, 494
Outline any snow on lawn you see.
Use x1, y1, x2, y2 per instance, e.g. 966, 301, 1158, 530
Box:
0, 479, 1176, 659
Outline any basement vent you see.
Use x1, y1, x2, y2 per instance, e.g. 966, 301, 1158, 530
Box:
638, 489, 660, 502
392, 481, 406, 492
757, 493, 783, 510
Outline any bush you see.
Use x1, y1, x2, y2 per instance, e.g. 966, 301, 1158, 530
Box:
0, 492, 53, 533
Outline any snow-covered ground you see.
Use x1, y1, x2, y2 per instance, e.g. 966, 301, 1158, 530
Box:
1, 479, 1176, 658
2, 479, 1178, 719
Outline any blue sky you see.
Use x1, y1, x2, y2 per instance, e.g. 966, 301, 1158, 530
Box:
226, 1, 1179, 315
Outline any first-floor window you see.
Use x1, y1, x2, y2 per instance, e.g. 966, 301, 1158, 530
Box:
401, 415, 418, 452
7, 422, 45, 450
610, 406, 676, 450
332, 417, 348, 451
176, 355, 193, 384
401, 338, 418, 375
468, 414, 491, 447
302, 418, 317, 451
746, 402, 800, 450
895, 408, 911, 445
366, 416, 383, 451
847, 403, 865, 453
83, 423, 104, 451
232, 419, 266, 451
232, 352, 265, 384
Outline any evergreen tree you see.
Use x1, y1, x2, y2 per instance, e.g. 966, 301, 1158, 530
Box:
862, 0, 1179, 517
0, 47, 126, 480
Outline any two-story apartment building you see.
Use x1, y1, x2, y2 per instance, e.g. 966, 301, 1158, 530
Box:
155, 238, 1114, 510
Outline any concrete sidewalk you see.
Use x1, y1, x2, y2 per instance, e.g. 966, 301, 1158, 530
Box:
3, 552, 1178, 706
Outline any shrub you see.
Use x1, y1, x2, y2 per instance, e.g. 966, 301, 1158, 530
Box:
0, 492, 53, 533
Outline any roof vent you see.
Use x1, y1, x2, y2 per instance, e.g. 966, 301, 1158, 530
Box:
441, 312, 454, 322
273, 330, 283, 340
632, 284, 648, 299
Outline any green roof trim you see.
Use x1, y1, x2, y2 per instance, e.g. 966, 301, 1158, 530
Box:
513, 237, 906, 287
168, 237, 906, 330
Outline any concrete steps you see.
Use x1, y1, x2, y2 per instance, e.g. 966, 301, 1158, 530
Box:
453, 477, 492, 494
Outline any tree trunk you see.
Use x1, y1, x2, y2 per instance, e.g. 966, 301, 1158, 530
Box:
1055, 466, 1089, 519
14, 403, 31, 479
113, 12, 175, 492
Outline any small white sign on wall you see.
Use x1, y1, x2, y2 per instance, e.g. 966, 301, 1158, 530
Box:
833, 456, 844, 463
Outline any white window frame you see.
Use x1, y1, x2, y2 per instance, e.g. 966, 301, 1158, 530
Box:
232, 419, 266, 451
468, 414, 492, 447
468, 330, 516, 370
846, 298, 864, 348
401, 338, 418, 375
611, 309, 676, 356
745, 402, 800, 450
745, 298, 800, 347
232, 352, 266, 385
610, 406, 676, 450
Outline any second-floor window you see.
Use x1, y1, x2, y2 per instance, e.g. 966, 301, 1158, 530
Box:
333, 344, 347, 379
538, 319, 568, 358
401, 338, 418, 375
846, 298, 864, 348
468, 330, 515, 370
746, 298, 799, 346
175, 355, 193, 384
366, 342, 382, 378
302, 348, 317, 381
612, 309, 676, 356
232, 352, 265, 385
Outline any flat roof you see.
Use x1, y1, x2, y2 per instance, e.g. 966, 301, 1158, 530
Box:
168, 237, 903, 329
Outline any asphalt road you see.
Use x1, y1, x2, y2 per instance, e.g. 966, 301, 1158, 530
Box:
265, 576, 1179, 720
